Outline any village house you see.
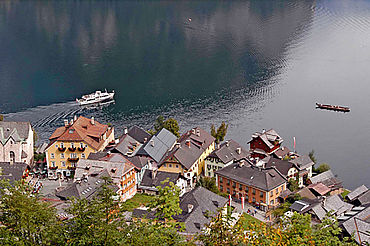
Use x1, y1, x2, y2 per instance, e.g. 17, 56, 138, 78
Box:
56, 169, 119, 201
45, 116, 115, 178
111, 125, 151, 157
215, 160, 287, 211
309, 170, 343, 195
204, 139, 249, 178
138, 168, 187, 196
346, 185, 370, 207
341, 206, 370, 245
173, 186, 228, 234
73, 159, 137, 202
158, 127, 215, 187
289, 154, 315, 187
135, 128, 177, 165
248, 129, 283, 160
258, 156, 299, 181
0, 121, 34, 164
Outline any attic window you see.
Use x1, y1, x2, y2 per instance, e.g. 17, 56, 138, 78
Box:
111, 168, 117, 173
212, 201, 219, 207
194, 223, 201, 230
82, 125, 88, 129
69, 129, 75, 134
269, 173, 275, 177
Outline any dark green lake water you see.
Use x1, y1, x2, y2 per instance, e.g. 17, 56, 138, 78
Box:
1, 0, 370, 189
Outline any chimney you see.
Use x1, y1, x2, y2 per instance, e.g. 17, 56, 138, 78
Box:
150, 140, 155, 147
74, 115, 77, 121
152, 168, 158, 179
64, 119, 69, 127
187, 204, 194, 213
144, 137, 148, 143
196, 129, 200, 136
239, 160, 245, 168
175, 143, 181, 148
124, 128, 128, 135
91, 117, 95, 125
191, 128, 196, 135
226, 141, 230, 147
107, 151, 111, 157
262, 129, 266, 134
282, 146, 285, 151
70, 119, 74, 125
236, 147, 241, 155
186, 140, 191, 148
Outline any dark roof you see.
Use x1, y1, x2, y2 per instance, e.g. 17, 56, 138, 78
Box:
127, 155, 152, 170
56, 169, 118, 200
137, 128, 177, 163
273, 146, 291, 159
140, 169, 180, 189
127, 125, 151, 144
163, 127, 215, 170
114, 134, 142, 156
174, 187, 228, 234
132, 208, 156, 219
263, 156, 295, 177
346, 185, 368, 201
297, 187, 317, 200
208, 139, 249, 164
88, 151, 130, 163
0, 162, 28, 182
216, 161, 287, 191
290, 200, 310, 212
289, 155, 315, 170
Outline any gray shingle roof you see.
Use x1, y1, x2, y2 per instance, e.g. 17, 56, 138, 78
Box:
127, 125, 151, 144
289, 155, 314, 170
0, 162, 28, 183
310, 170, 335, 184
311, 204, 327, 221
208, 139, 249, 164
56, 169, 118, 200
290, 200, 310, 212
346, 185, 368, 201
357, 190, 370, 206
216, 161, 287, 191
114, 134, 142, 156
139, 170, 180, 190
0, 122, 31, 145
163, 127, 215, 170
137, 128, 177, 163
342, 206, 370, 244
323, 195, 353, 216
263, 156, 295, 177
174, 186, 228, 234
75, 159, 134, 186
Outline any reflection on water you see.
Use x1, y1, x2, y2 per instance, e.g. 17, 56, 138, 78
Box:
1, 0, 370, 188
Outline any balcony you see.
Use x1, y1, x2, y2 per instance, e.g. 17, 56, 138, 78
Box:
68, 147, 76, 152
49, 166, 58, 170
77, 147, 86, 152
67, 157, 79, 162
58, 147, 66, 152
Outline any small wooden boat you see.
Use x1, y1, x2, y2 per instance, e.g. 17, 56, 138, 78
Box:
316, 103, 350, 112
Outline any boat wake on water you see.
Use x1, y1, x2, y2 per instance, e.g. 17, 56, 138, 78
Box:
3, 100, 115, 143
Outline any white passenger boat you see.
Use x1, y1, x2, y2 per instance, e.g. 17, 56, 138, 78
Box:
76, 89, 115, 106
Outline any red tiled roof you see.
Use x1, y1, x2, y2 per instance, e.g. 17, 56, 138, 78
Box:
48, 116, 111, 151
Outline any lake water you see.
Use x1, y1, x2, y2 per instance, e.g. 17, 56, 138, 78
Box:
1, 0, 370, 189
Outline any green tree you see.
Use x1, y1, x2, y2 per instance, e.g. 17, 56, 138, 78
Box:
309, 149, 317, 163
210, 122, 229, 144
149, 115, 180, 137
0, 179, 62, 245
196, 176, 226, 197
288, 177, 300, 192
64, 177, 124, 245
163, 118, 180, 138
315, 163, 331, 174
149, 178, 182, 221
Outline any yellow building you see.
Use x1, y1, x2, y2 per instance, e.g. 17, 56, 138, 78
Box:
158, 127, 215, 187
46, 116, 115, 178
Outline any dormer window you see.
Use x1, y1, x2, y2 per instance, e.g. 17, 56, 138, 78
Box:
60, 143, 64, 148
71, 143, 75, 148
69, 129, 74, 134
